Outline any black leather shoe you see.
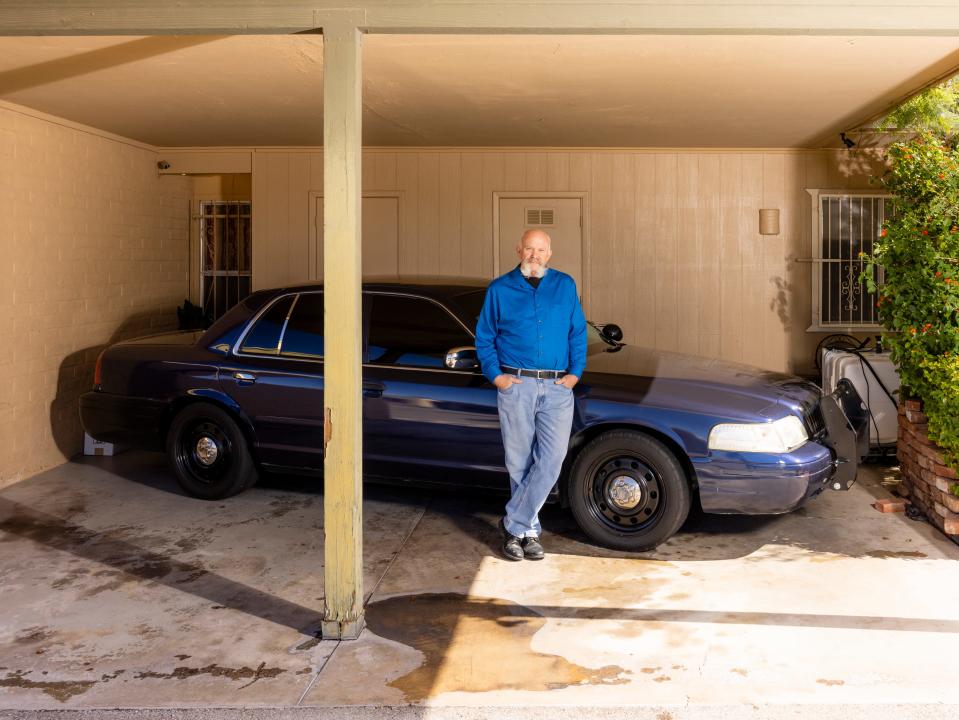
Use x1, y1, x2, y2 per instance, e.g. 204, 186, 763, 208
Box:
499, 518, 524, 561
521, 536, 545, 560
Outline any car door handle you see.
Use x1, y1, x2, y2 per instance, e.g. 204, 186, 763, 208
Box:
363, 382, 384, 398
234, 371, 256, 384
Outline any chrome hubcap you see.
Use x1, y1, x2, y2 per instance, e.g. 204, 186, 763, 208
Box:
195, 436, 219, 466
608, 475, 642, 509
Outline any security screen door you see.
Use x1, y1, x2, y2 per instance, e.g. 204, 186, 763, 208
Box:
498, 197, 583, 290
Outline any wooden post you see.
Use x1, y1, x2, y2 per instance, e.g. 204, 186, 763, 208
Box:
321, 20, 364, 641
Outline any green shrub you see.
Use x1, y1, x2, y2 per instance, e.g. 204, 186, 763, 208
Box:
863, 131, 959, 468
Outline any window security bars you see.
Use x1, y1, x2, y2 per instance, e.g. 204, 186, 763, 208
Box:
199, 201, 252, 320
804, 192, 888, 331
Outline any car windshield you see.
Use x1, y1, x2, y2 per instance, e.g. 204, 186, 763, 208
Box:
453, 289, 617, 354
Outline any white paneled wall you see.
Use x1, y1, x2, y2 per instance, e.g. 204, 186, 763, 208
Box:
252, 148, 880, 375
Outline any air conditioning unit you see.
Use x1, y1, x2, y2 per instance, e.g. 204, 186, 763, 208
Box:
821, 349, 900, 451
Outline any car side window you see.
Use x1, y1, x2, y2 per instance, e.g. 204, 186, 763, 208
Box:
280, 292, 324, 359
367, 294, 473, 369
240, 295, 294, 355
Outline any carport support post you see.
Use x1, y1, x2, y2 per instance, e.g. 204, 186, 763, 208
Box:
321, 21, 364, 641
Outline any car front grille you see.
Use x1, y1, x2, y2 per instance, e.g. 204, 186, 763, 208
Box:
804, 402, 827, 440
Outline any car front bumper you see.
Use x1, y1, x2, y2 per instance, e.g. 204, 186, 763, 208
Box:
693, 442, 836, 514
693, 382, 869, 515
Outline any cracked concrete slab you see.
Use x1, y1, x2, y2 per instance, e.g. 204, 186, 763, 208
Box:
301, 463, 959, 708
1, 452, 958, 716
0, 452, 427, 709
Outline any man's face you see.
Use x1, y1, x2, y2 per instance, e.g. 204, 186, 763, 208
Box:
517, 231, 552, 278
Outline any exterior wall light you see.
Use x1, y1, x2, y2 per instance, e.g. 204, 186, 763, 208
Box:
759, 208, 780, 235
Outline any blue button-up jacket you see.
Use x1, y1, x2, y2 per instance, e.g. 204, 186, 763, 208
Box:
475, 266, 588, 383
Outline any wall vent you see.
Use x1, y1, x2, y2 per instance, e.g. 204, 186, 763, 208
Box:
525, 207, 555, 226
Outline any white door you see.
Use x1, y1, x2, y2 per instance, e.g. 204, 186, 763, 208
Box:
498, 197, 583, 290
314, 195, 399, 280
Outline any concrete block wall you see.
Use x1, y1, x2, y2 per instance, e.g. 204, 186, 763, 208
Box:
0, 102, 191, 488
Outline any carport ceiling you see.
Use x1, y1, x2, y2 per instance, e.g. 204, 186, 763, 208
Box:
1, 34, 957, 148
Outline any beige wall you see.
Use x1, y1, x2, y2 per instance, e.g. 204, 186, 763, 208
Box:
787, 149, 886, 375
0, 95, 888, 489
0, 115, 885, 488
252, 147, 882, 376
193, 173, 251, 202
0, 103, 191, 488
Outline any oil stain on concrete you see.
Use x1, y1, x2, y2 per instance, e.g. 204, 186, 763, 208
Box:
364, 592, 629, 701
816, 678, 845, 686
14, 627, 54, 645
864, 550, 928, 559
0, 499, 213, 596
0, 672, 96, 703
0, 669, 124, 703
135, 661, 285, 690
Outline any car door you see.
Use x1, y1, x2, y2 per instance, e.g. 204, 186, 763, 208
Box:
363, 291, 507, 488
219, 291, 329, 472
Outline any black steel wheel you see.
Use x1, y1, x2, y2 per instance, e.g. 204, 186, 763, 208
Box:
568, 430, 690, 551
167, 403, 257, 500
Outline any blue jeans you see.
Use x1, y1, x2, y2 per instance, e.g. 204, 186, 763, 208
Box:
497, 377, 575, 538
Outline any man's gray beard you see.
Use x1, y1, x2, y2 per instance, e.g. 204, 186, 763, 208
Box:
520, 261, 547, 278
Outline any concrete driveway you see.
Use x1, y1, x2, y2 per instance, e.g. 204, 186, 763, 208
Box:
1, 451, 957, 719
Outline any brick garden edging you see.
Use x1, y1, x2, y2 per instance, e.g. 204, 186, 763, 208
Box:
897, 399, 959, 540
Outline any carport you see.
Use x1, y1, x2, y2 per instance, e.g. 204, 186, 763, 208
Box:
3, 1, 959, 714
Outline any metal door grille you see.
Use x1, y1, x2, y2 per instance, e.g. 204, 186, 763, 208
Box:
199, 201, 252, 320
819, 195, 887, 326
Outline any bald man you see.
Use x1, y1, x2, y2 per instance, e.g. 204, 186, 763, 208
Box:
475, 229, 587, 561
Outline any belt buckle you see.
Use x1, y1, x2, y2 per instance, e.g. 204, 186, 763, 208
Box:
536, 369, 546, 379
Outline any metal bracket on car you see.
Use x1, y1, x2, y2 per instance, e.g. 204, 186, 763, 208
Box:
818, 378, 870, 491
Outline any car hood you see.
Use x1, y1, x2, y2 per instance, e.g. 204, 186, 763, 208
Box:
583, 344, 822, 422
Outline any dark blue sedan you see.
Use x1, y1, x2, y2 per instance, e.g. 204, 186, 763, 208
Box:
80, 279, 867, 551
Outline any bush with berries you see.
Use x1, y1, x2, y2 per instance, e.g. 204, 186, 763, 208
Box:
864, 131, 959, 473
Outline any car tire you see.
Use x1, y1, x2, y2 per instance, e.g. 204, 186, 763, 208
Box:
167, 402, 257, 500
567, 430, 690, 551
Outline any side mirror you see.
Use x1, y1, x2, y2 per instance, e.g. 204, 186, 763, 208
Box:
445, 346, 480, 370
601, 323, 624, 342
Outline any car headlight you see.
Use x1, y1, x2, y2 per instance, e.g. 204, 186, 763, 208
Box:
708, 415, 809, 453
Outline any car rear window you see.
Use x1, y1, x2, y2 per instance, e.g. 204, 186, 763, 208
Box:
281, 292, 325, 359
240, 295, 294, 355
